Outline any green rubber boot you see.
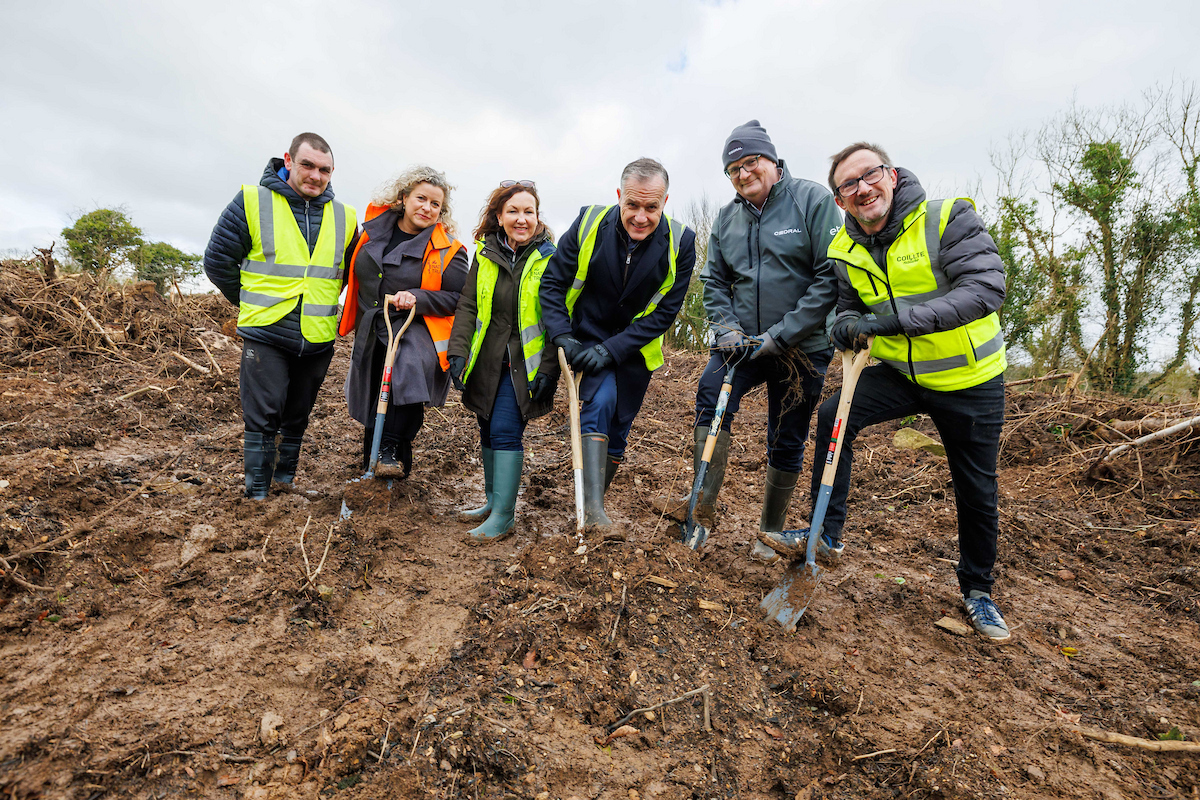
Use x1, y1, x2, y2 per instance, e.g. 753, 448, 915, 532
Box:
753, 466, 799, 562
603, 453, 623, 494
692, 425, 731, 526
582, 434, 613, 528
468, 450, 522, 543
459, 447, 495, 521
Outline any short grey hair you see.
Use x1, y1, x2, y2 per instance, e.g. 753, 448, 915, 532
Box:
620, 158, 669, 193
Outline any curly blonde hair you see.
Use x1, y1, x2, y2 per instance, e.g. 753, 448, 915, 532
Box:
372, 166, 458, 236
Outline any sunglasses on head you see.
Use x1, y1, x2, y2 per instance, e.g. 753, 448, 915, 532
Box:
500, 180, 536, 189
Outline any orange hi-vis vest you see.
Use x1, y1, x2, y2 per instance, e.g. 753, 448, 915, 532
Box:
339, 203, 463, 371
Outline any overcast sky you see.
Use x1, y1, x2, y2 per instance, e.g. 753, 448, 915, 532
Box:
3, 0, 1197, 273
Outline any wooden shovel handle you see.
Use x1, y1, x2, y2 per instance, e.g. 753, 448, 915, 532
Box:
817, 344, 873, 489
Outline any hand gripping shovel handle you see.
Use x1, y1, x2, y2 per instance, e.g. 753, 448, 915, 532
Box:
682, 363, 736, 549
761, 343, 873, 631
558, 348, 585, 534
365, 301, 417, 477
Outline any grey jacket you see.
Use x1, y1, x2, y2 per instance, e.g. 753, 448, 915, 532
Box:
700, 160, 841, 352
835, 168, 1006, 336
447, 231, 559, 422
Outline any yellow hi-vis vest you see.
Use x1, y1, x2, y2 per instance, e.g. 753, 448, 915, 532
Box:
238, 185, 358, 343
827, 197, 1006, 391
463, 239, 557, 386
565, 205, 684, 371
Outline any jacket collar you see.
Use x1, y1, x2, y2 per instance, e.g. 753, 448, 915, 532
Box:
360, 208, 437, 266
260, 157, 336, 207
480, 230, 551, 270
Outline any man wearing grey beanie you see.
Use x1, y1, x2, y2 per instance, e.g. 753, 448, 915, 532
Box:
686, 120, 841, 561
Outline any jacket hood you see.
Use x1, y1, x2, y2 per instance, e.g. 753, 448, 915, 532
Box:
845, 167, 925, 249
260, 157, 336, 206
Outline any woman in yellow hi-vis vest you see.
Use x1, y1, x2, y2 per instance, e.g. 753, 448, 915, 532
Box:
760, 144, 1011, 642
341, 166, 468, 478
445, 182, 560, 542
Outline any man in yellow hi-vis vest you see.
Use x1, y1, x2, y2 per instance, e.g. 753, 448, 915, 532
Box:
539, 158, 697, 529
203, 132, 359, 499
761, 142, 1010, 642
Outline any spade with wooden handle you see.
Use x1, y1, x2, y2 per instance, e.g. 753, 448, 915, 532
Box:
760, 344, 872, 631
364, 302, 416, 478
558, 347, 585, 534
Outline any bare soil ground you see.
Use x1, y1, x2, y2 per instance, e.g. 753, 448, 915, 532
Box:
2, 262, 1199, 800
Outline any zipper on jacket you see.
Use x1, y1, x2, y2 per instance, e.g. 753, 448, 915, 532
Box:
749, 220, 761, 335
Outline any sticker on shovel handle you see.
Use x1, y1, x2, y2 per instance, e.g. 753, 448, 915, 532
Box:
825, 419, 843, 465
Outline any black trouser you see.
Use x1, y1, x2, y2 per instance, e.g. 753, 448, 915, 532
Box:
813, 365, 1005, 596
239, 340, 334, 437
694, 348, 832, 472
361, 341, 425, 467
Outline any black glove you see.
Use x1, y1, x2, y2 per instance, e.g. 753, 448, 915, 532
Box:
849, 315, 903, 351
715, 330, 756, 364
554, 335, 584, 365
573, 343, 614, 374
529, 371, 557, 405
830, 315, 859, 351
447, 355, 467, 392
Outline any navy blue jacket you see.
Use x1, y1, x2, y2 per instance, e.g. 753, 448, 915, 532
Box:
203, 158, 360, 356
539, 206, 696, 366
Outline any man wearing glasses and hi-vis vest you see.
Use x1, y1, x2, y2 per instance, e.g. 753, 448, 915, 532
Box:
761, 142, 1011, 642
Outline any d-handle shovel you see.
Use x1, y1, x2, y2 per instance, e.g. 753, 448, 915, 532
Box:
364, 301, 417, 479
558, 348, 585, 535
760, 344, 872, 631
682, 363, 737, 550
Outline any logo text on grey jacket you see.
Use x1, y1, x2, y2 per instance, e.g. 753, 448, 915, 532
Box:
773, 228, 803, 236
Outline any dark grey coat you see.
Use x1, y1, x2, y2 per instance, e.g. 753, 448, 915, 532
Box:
343, 209, 468, 424
447, 231, 560, 421
835, 168, 1006, 336
700, 160, 841, 352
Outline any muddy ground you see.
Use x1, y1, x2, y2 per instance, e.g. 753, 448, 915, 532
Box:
1, 263, 1199, 800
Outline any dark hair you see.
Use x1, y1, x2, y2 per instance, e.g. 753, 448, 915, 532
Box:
289, 132, 333, 162
473, 184, 552, 243
827, 142, 892, 193
620, 157, 670, 192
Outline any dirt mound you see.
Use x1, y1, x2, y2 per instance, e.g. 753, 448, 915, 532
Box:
1, 258, 1199, 799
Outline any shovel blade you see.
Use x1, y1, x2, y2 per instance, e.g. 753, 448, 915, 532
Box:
681, 519, 708, 550
760, 560, 823, 632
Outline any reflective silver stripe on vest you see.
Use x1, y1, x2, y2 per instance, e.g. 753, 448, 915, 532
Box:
248, 186, 346, 278
867, 286, 950, 315
302, 302, 338, 317
878, 352, 969, 375
525, 351, 541, 377
580, 205, 608, 240
571, 276, 586, 291
240, 288, 288, 307
434, 340, 448, 354
924, 199, 943, 277
974, 329, 1004, 360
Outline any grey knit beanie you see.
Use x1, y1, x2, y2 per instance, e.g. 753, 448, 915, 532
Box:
723, 120, 778, 169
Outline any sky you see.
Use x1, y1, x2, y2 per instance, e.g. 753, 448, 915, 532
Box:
2, 0, 1197, 278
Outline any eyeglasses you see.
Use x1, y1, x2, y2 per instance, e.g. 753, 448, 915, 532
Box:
500, 180, 536, 189
725, 155, 761, 179
836, 165, 890, 198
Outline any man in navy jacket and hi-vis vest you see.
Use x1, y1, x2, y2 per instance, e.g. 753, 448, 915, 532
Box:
540, 158, 697, 530
762, 142, 1011, 642
204, 132, 359, 499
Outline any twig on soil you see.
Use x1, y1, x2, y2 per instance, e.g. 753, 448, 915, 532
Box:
70, 296, 120, 351
1005, 371, 1076, 387
606, 683, 712, 733
170, 350, 211, 374
116, 385, 173, 401
194, 334, 223, 375
1100, 415, 1200, 462
0, 554, 52, 591
376, 719, 392, 762
609, 584, 627, 643
299, 517, 334, 589
853, 748, 898, 761
1068, 725, 1200, 752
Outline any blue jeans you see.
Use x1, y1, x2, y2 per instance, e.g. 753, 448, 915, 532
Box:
478, 370, 527, 452
694, 348, 831, 472
814, 365, 1005, 596
578, 360, 654, 459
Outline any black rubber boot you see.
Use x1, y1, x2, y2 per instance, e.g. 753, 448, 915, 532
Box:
274, 434, 303, 485
603, 454, 623, 494
760, 465, 800, 533
243, 431, 275, 500
581, 434, 613, 528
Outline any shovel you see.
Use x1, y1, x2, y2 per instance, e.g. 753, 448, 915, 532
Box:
760, 344, 872, 631
682, 362, 737, 550
558, 347, 585, 535
364, 301, 416, 479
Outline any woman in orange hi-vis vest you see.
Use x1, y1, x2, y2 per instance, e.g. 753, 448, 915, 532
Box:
341, 166, 468, 477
